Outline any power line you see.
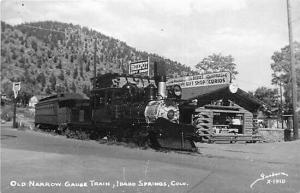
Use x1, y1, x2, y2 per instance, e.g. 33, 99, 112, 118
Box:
291, 16, 300, 23
238, 79, 270, 87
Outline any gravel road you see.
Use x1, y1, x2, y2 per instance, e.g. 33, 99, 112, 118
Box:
1, 123, 300, 193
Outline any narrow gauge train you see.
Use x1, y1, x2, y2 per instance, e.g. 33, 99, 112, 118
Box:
35, 62, 198, 151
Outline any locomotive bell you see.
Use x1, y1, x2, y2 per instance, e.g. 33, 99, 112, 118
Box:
154, 61, 167, 99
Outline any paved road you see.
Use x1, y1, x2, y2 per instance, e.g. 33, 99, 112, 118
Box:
1, 125, 300, 193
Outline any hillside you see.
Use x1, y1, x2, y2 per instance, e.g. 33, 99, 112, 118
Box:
1, 21, 194, 102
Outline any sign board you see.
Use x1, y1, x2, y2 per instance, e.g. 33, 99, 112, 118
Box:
129, 60, 149, 76
12, 82, 21, 98
167, 72, 231, 88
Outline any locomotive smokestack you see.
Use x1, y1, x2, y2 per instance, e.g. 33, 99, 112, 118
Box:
154, 61, 167, 99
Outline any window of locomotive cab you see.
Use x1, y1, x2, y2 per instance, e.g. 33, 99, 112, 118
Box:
136, 88, 145, 102
112, 88, 126, 104
94, 91, 105, 107
123, 85, 144, 103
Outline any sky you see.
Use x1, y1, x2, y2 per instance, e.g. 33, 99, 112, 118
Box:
1, 0, 300, 91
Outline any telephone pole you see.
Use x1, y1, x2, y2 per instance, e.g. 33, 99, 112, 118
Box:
93, 38, 97, 89
287, 0, 298, 139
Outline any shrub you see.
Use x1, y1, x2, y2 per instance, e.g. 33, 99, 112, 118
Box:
1, 105, 13, 121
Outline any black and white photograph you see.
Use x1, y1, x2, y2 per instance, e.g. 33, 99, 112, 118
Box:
1, 0, 300, 192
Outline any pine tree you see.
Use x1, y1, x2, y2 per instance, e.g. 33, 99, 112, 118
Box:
58, 70, 65, 81
64, 81, 69, 92
66, 69, 71, 76
37, 72, 46, 87
79, 62, 83, 78
53, 56, 57, 63
82, 85, 90, 96
86, 61, 90, 72
73, 68, 78, 79
31, 40, 37, 52
70, 81, 76, 93
49, 73, 57, 91
56, 59, 62, 69
45, 86, 51, 94
24, 68, 31, 83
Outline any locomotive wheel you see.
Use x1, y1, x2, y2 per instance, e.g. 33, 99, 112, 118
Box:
79, 129, 89, 140
130, 129, 149, 147
147, 132, 161, 149
107, 131, 119, 143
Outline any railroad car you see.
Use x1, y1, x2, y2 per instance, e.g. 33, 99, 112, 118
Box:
35, 93, 91, 137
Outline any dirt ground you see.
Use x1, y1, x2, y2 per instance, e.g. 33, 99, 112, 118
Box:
1, 122, 300, 193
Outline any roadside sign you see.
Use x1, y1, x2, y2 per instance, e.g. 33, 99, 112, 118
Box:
167, 72, 231, 88
129, 59, 149, 76
12, 82, 21, 98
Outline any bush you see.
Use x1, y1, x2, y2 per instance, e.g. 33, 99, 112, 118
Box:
1, 105, 13, 121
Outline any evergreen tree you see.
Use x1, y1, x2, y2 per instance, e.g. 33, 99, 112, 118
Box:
58, 70, 65, 81
73, 68, 78, 79
36, 72, 46, 87
82, 85, 90, 96
45, 86, 51, 94
66, 69, 71, 76
56, 59, 62, 69
24, 68, 31, 83
85, 61, 90, 72
49, 73, 57, 91
53, 56, 58, 63
79, 62, 84, 78
37, 57, 43, 68
64, 81, 69, 92
70, 81, 76, 93
31, 40, 37, 52
56, 85, 64, 93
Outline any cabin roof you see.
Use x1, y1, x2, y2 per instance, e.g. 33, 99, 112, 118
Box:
181, 84, 264, 112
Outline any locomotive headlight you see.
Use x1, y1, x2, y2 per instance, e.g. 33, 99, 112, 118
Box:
167, 110, 175, 120
173, 85, 182, 97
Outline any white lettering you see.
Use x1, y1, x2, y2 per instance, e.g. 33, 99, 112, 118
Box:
89, 180, 110, 187
10, 181, 26, 187
170, 181, 188, 186
64, 181, 88, 187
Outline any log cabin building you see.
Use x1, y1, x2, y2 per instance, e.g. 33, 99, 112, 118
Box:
179, 83, 264, 135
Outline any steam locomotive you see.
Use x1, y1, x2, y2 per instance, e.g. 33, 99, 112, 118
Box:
35, 61, 197, 151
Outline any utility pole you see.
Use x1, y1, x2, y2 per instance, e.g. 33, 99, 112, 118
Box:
279, 82, 284, 129
287, 0, 298, 139
93, 38, 97, 89
13, 97, 17, 128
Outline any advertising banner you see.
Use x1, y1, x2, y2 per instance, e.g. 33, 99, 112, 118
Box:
129, 60, 149, 76
167, 72, 231, 88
